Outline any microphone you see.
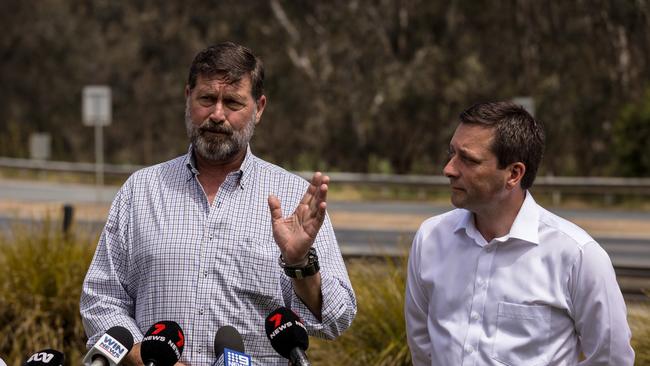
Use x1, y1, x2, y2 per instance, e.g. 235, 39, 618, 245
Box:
212, 325, 251, 366
265, 307, 311, 366
82, 326, 134, 366
23, 349, 65, 366
140, 321, 185, 366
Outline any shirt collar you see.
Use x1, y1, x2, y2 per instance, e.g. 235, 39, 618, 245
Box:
184, 144, 255, 189
454, 191, 540, 246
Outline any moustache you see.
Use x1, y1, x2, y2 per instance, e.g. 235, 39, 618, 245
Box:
198, 120, 233, 135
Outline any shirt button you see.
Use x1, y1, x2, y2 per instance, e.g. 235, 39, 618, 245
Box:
471, 311, 480, 321
464, 345, 474, 354
486, 246, 494, 252
476, 278, 484, 287
203, 270, 208, 277
199, 309, 204, 315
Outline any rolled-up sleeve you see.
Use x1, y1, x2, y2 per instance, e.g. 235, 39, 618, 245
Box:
284, 214, 357, 339
569, 241, 635, 365
80, 180, 144, 347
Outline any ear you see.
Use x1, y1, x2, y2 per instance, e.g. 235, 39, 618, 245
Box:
184, 85, 191, 99
254, 95, 267, 125
506, 162, 526, 190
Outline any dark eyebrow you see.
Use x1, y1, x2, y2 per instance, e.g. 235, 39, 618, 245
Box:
222, 91, 246, 102
456, 147, 482, 162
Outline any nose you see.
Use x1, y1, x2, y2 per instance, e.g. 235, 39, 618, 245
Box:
443, 157, 457, 178
209, 101, 226, 122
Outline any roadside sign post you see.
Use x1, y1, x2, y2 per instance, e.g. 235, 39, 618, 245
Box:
82, 85, 112, 195
29, 133, 51, 161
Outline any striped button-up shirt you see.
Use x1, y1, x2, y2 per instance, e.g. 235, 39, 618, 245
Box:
80, 146, 357, 365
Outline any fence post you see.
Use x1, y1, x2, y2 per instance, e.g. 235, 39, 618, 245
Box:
62, 204, 74, 235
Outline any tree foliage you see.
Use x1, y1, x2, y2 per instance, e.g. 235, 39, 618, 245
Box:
2, 0, 650, 175
612, 88, 650, 176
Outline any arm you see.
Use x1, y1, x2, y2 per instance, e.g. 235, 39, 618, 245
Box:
405, 230, 432, 365
569, 242, 635, 365
269, 172, 356, 337
79, 184, 144, 365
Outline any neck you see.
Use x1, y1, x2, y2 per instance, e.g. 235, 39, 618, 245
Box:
193, 148, 247, 206
194, 147, 247, 177
473, 189, 526, 242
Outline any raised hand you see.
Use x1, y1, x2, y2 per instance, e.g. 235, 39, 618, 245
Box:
268, 172, 329, 264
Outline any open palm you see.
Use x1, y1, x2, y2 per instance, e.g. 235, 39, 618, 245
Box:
268, 172, 329, 264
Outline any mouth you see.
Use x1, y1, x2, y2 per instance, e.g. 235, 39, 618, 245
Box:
200, 128, 231, 136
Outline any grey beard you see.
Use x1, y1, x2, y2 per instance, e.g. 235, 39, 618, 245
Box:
185, 104, 256, 162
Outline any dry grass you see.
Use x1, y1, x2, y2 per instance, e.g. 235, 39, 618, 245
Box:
0, 220, 96, 366
1, 223, 649, 365
309, 255, 411, 365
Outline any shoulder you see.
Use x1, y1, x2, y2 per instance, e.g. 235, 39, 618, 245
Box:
411, 209, 467, 253
119, 155, 188, 196
250, 155, 309, 189
537, 206, 595, 250
416, 209, 466, 238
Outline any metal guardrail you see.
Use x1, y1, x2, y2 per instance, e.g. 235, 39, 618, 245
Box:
2, 156, 650, 195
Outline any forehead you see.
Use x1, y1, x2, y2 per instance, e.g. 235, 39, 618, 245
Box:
451, 123, 495, 152
193, 74, 253, 96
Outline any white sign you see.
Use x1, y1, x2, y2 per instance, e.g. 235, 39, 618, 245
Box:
83, 85, 112, 126
29, 133, 51, 160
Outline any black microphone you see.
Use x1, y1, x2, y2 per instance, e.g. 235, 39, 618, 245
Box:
23, 349, 65, 366
82, 326, 134, 366
140, 321, 185, 366
265, 307, 311, 366
212, 325, 251, 366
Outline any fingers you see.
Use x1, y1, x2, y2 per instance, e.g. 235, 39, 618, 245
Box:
301, 172, 329, 206
268, 195, 283, 221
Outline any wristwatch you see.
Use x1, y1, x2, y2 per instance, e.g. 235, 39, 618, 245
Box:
278, 247, 320, 279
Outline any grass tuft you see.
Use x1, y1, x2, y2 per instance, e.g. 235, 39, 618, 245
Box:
310, 255, 411, 365
0, 220, 96, 366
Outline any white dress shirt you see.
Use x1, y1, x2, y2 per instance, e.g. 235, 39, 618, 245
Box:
405, 192, 634, 365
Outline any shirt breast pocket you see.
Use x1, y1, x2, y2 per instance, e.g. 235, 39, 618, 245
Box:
228, 237, 282, 309
492, 301, 551, 366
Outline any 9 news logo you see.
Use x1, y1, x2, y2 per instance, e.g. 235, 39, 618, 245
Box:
224, 349, 250, 366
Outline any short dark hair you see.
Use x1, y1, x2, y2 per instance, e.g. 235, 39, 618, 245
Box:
187, 41, 264, 100
459, 101, 545, 189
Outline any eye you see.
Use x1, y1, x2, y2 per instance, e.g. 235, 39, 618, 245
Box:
198, 96, 215, 105
461, 155, 480, 165
446, 148, 455, 159
224, 100, 245, 110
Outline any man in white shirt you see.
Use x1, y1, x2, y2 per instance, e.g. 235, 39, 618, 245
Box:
405, 101, 634, 365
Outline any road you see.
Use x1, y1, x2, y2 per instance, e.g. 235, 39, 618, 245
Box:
2, 178, 650, 269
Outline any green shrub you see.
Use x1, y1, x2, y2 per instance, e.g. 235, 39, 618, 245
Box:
0, 221, 96, 366
310, 256, 411, 365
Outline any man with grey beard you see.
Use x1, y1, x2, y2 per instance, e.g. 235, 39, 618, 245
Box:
80, 42, 357, 366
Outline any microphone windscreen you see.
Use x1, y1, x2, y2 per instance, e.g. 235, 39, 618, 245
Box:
141, 321, 185, 366
23, 349, 65, 366
265, 307, 309, 359
83, 325, 134, 365
105, 326, 134, 352
214, 325, 245, 357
